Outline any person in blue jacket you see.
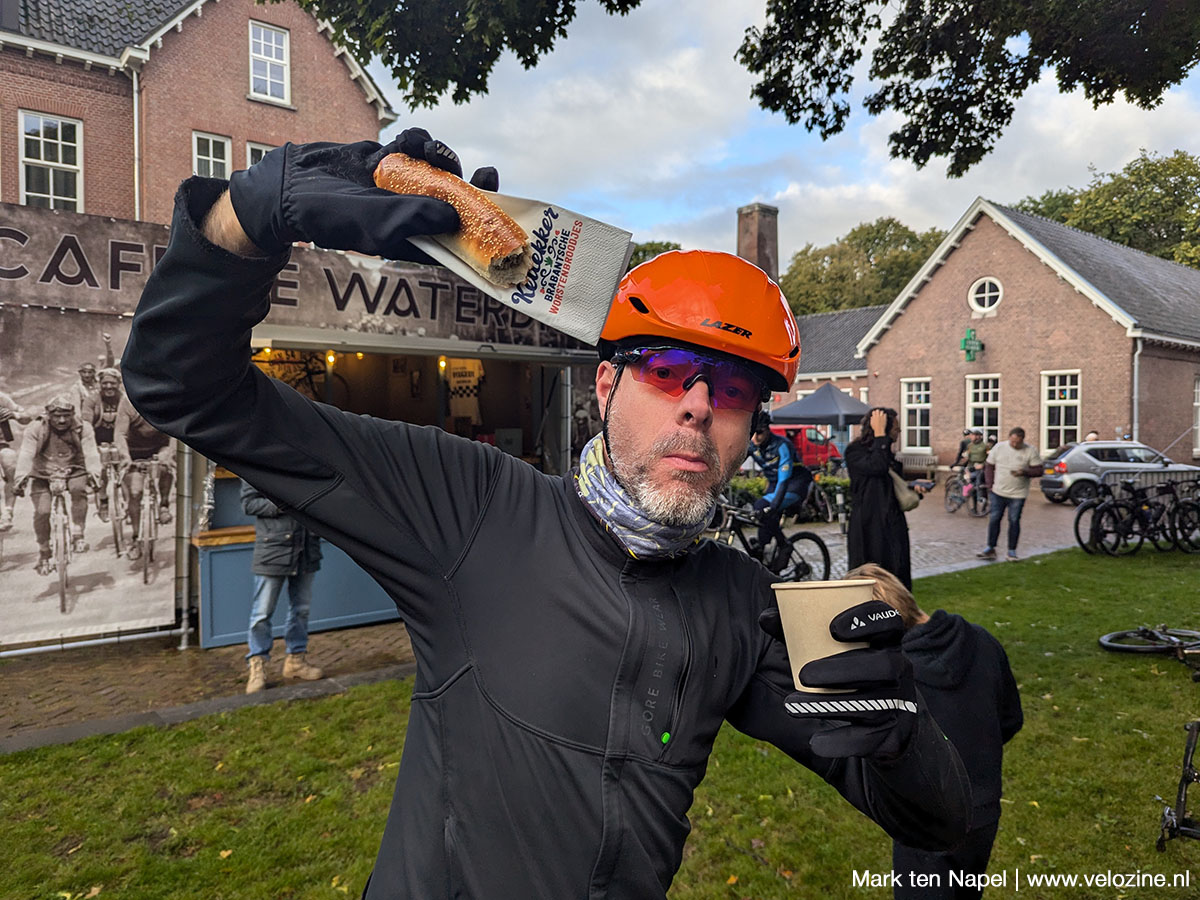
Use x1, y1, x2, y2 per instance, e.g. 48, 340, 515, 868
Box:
747, 413, 812, 567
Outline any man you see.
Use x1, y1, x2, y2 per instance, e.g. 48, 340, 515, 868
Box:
113, 394, 175, 561
977, 426, 1042, 562
746, 413, 811, 567
241, 479, 325, 693
82, 368, 125, 522
122, 131, 968, 898
962, 428, 988, 488
952, 427, 975, 468
0, 387, 33, 532
65, 334, 117, 414
13, 396, 101, 572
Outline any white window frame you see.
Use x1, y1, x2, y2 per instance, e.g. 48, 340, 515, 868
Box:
1041, 369, 1081, 452
859, 387, 869, 404
247, 142, 276, 167
965, 374, 1001, 436
1193, 376, 1200, 455
19, 110, 83, 211
193, 132, 232, 179
900, 378, 932, 452
249, 21, 291, 104
968, 276, 1003, 315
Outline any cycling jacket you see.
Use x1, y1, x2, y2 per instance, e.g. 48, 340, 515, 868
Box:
123, 178, 970, 900
747, 433, 810, 506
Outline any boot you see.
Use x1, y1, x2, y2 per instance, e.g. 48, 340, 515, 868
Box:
246, 656, 267, 694
283, 652, 324, 681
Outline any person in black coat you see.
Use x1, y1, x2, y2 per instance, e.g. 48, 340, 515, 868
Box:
241, 479, 325, 693
844, 407, 924, 589
850, 563, 1023, 899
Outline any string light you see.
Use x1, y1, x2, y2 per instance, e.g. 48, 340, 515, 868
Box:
326, 351, 336, 366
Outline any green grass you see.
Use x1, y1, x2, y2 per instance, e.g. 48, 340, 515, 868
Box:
3, 549, 1199, 899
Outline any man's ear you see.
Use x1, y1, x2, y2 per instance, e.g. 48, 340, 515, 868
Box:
595, 361, 615, 420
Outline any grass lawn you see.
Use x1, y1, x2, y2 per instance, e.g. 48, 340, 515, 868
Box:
3, 548, 1199, 899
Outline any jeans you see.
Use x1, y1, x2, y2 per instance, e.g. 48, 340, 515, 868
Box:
246, 571, 314, 659
986, 494, 1026, 552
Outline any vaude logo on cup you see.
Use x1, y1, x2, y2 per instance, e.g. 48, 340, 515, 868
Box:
510, 206, 584, 316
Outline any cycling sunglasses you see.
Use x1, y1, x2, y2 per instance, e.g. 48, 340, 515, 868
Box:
613, 347, 766, 412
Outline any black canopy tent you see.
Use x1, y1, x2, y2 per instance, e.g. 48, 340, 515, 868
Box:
770, 382, 871, 427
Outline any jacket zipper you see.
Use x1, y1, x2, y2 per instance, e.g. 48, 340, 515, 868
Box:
659, 591, 692, 761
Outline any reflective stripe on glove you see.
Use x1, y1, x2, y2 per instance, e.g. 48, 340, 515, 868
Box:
228, 128, 497, 260
760, 599, 918, 761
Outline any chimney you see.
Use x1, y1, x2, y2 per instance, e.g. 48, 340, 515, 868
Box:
1, 0, 19, 35
736, 203, 779, 282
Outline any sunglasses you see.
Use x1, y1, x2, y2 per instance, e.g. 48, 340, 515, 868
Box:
615, 347, 765, 412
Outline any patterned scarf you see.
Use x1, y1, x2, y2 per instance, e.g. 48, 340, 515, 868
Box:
574, 433, 710, 560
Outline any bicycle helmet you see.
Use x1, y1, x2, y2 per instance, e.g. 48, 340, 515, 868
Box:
599, 250, 800, 393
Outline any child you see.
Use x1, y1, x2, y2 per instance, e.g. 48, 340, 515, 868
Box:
847, 564, 1023, 899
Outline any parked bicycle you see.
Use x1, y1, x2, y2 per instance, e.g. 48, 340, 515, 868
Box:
793, 476, 835, 524
1084, 479, 1200, 556
1098, 624, 1200, 681
1157, 721, 1200, 851
707, 499, 830, 582
943, 465, 990, 517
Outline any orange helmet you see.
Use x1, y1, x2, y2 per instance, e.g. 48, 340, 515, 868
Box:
600, 250, 800, 392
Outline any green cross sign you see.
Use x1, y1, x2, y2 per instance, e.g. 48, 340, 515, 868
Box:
960, 328, 984, 361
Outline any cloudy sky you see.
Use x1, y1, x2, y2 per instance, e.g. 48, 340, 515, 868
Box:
367, 0, 1200, 265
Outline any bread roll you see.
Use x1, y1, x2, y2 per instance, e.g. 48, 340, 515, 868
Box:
373, 154, 533, 286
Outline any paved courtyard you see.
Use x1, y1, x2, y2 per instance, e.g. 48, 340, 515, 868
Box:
0, 492, 1078, 750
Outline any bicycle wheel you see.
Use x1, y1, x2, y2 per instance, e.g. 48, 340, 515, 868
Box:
1172, 500, 1200, 553
108, 472, 124, 557
779, 532, 831, 582
1146, 502, 1176, 552
1099, 628, 1200, 653
1095, 502, 1144, 556
141, 484, 156, 584
1073, 499, 1101, 554
943, 476, 965, 513
967, 486, 990, 518
54, 502, 69, 613
814, 488, 835, 523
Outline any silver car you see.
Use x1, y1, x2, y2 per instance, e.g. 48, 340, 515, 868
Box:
1040, 440, 1200, 504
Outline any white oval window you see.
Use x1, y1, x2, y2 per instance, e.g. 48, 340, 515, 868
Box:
968, 277, 1003, 312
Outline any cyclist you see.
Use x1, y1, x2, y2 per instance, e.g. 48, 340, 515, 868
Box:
113, 394, 175, 561
961, 428, 988, 489
746, 411, 812, 566
122, 130, 969, 897
0, 387, 33, 532
12, 396, 101, 573
951, 428, 974, 468
81, 367, 125, 522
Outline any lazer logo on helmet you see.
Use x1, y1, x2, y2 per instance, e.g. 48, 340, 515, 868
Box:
699, 318, 752, 339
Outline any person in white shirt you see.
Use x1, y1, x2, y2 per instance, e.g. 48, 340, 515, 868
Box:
976, 427, 1042, 562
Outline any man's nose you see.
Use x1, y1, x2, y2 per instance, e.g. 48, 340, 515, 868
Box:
676, 375, 714, 427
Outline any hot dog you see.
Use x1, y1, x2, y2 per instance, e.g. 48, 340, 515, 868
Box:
373, 153, 533, 287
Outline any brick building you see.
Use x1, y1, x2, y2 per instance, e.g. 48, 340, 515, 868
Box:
782, 198, 1200, 467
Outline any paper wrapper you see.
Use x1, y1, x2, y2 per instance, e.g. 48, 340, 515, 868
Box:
409, 192, 633, 346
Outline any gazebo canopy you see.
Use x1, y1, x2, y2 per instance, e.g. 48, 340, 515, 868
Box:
771, 382, 871, 427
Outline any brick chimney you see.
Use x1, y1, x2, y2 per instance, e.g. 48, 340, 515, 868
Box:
736, 203, 779, 282
1, 0, 19, 34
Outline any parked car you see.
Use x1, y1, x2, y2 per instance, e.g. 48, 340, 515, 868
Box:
1040, 440, 1200, 504
770, 425, 844, 468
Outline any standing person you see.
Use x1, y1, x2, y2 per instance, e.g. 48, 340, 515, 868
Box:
848, 564, 1023, 900
241, 480, 324, 694
13, 396, 101, 572
844, 407, 923, 589
122, 131, 969, 897
0, 388, 33, 532
113, 394, 175, 561
746, 412, 811, 565
977, 427, 1042, 562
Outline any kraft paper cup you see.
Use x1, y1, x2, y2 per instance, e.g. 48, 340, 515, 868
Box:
770, 579, 876, 693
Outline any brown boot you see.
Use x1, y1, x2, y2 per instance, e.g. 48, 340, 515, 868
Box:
246, 656, 266, 694
282, 652, 323, 681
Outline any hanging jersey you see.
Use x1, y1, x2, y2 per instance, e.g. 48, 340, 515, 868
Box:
447, 358, 485, 424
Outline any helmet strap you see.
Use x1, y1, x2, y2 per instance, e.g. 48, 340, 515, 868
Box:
599, 360, 627, 473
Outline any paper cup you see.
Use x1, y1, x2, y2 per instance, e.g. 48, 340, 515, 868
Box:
770, 579, 876, 692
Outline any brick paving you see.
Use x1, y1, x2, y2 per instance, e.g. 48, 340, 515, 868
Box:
0, 491, 1077, 749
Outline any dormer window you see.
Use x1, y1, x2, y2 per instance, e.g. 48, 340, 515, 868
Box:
250, 21, 290, 104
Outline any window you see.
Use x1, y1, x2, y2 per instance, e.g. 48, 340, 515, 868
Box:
247, 142, 276, 167
20, 111, 82, 211
966, 375, 1000, 435
859, 387, 869, 404
193, 132, 231, 179
1041, 371, 1080, 451
1194, 377, 1200, 454
250, 21, 290, 103
968, 277, 1003, 313
901, 379, 931, 451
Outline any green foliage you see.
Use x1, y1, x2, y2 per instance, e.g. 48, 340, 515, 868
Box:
779, 217, 944, 315
728, 473, 767, 504
738, 1, 1200, 176
1013, 150, 1200, 267
627, 240, 683, 271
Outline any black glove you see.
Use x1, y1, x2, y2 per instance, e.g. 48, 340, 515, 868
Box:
760, 599, 917, 761
227, 128, 499, 259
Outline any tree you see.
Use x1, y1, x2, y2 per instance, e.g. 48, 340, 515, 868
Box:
779, 217, 944, 316
626, 240, 682, 271
284, 0, 1200, 177
1013, 150, 1200, 266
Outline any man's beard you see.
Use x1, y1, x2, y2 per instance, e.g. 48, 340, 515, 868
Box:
607, 413, 739, 527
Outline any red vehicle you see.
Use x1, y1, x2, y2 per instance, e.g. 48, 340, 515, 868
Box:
770, 425, 843, 468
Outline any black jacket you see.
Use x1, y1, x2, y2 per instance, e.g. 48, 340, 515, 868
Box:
844, 437, 912, 589
240, 479, 322, 576
903, 610, 1023, 825
122, 178, 970, 900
